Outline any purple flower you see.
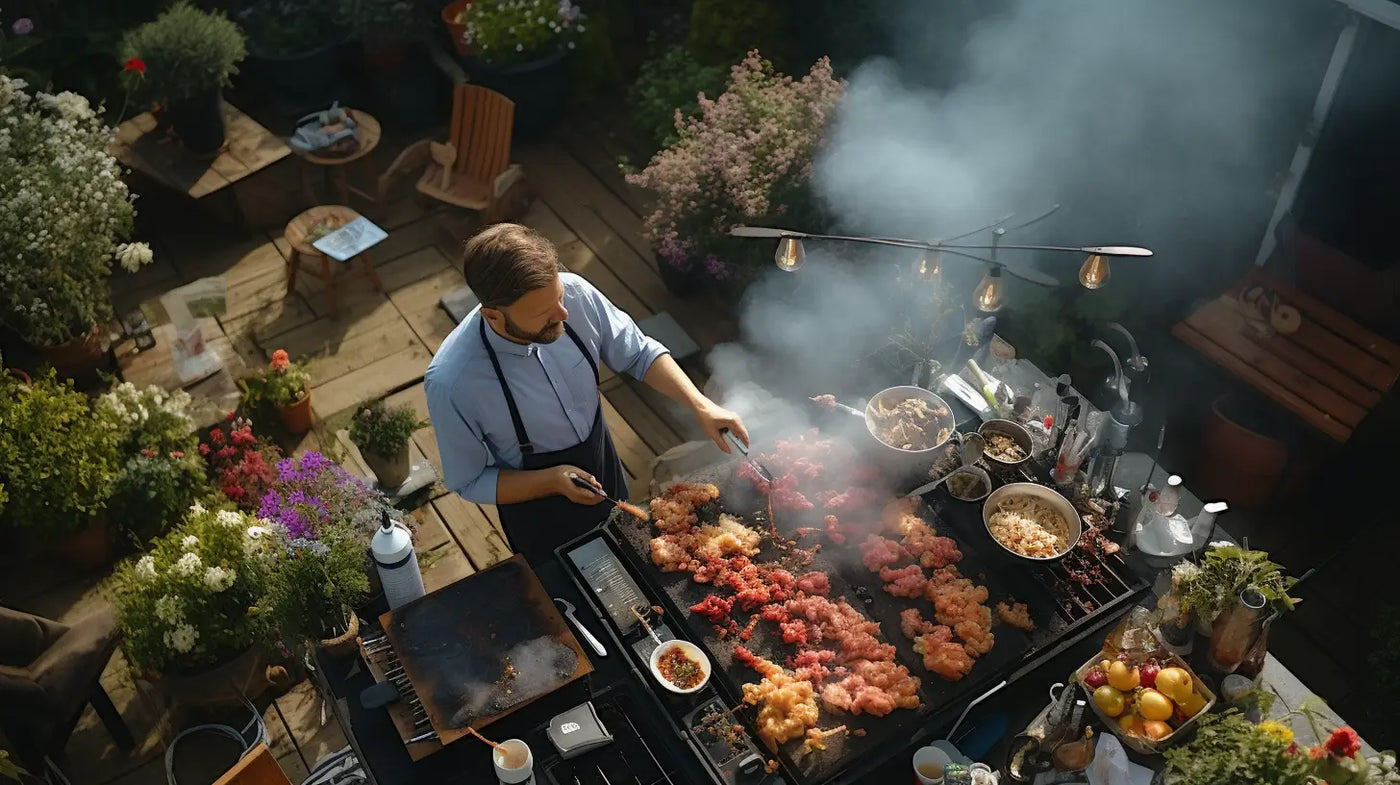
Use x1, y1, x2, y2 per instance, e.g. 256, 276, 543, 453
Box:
12, 18, 34, 35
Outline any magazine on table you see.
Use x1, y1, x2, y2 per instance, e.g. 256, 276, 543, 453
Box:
312, 216, 388, 261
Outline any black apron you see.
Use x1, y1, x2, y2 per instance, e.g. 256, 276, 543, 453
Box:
480, 318, 628, 565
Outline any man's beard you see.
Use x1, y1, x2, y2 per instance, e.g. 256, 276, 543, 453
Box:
504, 313, 565, 344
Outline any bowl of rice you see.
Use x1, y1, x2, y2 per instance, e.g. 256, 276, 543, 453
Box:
981, 483, 1081, 561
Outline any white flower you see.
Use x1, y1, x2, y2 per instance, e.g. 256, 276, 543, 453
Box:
244, 525, 270, 555
174, 552, 202, 576
203, 566, 236, 592
189, 501, 207, 516
135, 555, 156, 581
155, 594, 183, 623
181, 534, 199, 549
114, 241, 153, 273
217, 510, 243, 527
164, 623, 198, 654
516, 43, 523, 52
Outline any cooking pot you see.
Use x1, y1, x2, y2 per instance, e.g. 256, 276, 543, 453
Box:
863, 386, 958, 483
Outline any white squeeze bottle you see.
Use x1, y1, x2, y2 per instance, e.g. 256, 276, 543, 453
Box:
371, 510, 426, 609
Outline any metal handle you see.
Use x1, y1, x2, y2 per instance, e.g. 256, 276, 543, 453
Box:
569, 612, 608, 657
945, 679, 1008, 743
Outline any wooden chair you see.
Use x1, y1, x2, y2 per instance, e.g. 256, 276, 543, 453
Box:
378, 84, 532, 224
212, 743, 292, 785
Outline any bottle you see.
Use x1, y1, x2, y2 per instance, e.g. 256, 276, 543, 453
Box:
1152, 572, 1194, 655
371, 510, 426, 609
1209, 588, 1269, 673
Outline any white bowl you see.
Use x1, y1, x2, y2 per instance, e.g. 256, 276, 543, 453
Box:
648, 639, 712, 694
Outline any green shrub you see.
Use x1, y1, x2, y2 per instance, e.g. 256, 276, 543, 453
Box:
335, 0, 431, 38
236, 0, 338, 57
109, 451, 210, 549
119, 2, 246, 103
629, 46, 727, 153
350, 399, 425, 458
0, 369, 121, 543
94, 382, 198, 456
263, 521, 370, 652
686, 0, 790, 68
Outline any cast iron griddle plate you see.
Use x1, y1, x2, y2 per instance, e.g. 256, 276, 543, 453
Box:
381, 555, 593, 745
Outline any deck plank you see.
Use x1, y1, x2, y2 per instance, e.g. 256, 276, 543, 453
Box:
521, 142, 655, 265
600, 395, 656, 501
432, 493, 513, 570
521, 199, 653, 321
310, 344, 432, 420
601, 378, 685, 455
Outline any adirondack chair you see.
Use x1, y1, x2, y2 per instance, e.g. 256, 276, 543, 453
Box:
378, 84, 532, 224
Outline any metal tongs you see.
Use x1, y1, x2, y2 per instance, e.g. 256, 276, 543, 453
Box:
722, 429, 773, 484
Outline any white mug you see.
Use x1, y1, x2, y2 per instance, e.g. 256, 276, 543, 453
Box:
492, 739, 534, 785
913, 745, 952, 785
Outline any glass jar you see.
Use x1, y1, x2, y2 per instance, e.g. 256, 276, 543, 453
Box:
1208, 588, 1268, 672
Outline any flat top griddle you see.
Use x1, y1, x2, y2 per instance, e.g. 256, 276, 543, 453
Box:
381, 555, 593, 746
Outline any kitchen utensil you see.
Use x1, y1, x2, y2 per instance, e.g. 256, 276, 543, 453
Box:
913, 746, 952, 785
721, 429, 773, 483
864, 385, 958, 480
981, 483, 1083, 562
564, 538, 647, 634
631, 606, 661, 645
381, 555, 592, 743
978, 419, 1033, 468
905, 466, 991, 502
647, 639, 712, 694
492, 739, 534, 784
554, 598, 607, 658
959, 431, 986, 467
568, 473, 644, 519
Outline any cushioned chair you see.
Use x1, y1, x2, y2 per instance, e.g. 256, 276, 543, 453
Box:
0, 605, 134, 772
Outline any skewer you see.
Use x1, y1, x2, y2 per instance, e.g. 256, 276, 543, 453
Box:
466, 727, 504, 752
631, 606, 661, 645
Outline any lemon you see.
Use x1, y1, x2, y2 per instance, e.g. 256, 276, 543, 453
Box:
1136, 689, 1174, 722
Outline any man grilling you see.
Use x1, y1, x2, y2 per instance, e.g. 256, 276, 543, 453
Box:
425, 223, 748, 564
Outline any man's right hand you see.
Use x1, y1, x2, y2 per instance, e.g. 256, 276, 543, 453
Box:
551, 465, 606, 505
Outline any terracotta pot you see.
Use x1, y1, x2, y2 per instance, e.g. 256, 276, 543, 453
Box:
1197, 394, 1288, 508
52, 515, 113, 569
276, 388, 314, 434
317, 612, 360, 658
362, 444, 411, 489
154, 646, 270, 708
42, 324, 105, 382
442, 0, 474, 57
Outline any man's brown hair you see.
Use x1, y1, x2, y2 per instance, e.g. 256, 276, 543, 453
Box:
462, 223, 560, 308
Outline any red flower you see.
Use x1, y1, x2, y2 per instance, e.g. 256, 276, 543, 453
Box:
1309, 746, 1327, 761
140, 448, 156, 458
169, 451, 185, 459
123, 57, 146, 75
231, 427, 256, 447
199, 443, 211, 456
226, 411, 237, 422
270, 349, 290, 372
1323, 727, 1361, 759
1286, 742, 1299, 756
210, 427, 225, 444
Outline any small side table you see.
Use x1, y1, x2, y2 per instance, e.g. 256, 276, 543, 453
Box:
295, 108, 382, 207
284, 205, 385, 319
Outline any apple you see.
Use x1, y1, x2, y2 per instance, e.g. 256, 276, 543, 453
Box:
1084, 666, 1107, 689
1139, 661, 1160, 689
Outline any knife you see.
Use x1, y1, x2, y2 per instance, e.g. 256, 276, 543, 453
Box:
722, 429, 774, 484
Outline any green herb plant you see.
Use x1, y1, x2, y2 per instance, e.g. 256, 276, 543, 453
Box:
349, 399, 425, 459
109, 450, 210, 549
236, 0, 338, 57
0, 368, 121, 544
1164, 711, 1314, 785
263, 521, 370, 653
119, 2, 246, 105
628, 45, 726, 153
1175, 544, 1299, 623
336, 0, 429, 38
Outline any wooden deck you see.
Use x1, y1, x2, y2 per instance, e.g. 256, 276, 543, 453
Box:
2, 111, 736, 785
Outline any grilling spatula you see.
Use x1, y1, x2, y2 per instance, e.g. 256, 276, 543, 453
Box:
721, 429, 773, 483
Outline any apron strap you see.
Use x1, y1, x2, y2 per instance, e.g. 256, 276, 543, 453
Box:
480, 318, 534, 455
562, 321, 600, 386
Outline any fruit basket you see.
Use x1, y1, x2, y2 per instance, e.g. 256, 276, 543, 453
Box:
1074, 651, 1216, 755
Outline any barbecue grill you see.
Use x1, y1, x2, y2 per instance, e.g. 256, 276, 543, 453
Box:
558, 431, 1148, 785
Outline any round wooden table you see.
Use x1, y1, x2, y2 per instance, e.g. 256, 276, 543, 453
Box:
295, 108, 382, 207
283, 205, 384, 319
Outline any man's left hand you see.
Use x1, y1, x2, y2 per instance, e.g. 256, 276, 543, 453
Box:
694, 400, 748, 454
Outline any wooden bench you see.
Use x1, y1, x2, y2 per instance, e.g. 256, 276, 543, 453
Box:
1172, 269, 1400, 442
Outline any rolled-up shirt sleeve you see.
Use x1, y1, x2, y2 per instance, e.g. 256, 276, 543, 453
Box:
573, 278, 668, 379
425, 374, 499, 505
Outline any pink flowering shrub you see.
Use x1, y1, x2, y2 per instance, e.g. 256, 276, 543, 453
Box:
627, 52, 844, 282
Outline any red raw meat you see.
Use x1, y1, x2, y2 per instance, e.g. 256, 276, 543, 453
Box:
825, 486, 887, 513
690, 594, 734, 622
823, 515, 847, 545
859, 534, 908, 572
795, 571, 830, 596
879, 564, 928, 598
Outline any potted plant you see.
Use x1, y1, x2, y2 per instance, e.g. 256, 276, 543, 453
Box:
1174, 544, 1299, 629
106, 503, 278, 706
119, 2, 246, 156
242, 349, 314, 435
94, 382, 199, 456
0, 369, 122, 565
236, 0, 344, 114
199, 415, 283, 512
108, 449, 209, 550
626, 52, 843, 297
455, 0, 586, 139
264, 520, 370, 657
338, 0, 426, 69
350, 399, 426, 489
0, 75, 153, 374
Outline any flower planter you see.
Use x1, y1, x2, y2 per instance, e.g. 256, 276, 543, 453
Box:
153, 646, 270, 708
276, 388, 314, 435
51, 514, 113, 569
42, 324, 105, 383
317, 612, 360, 658
166, 88, 227, 157
441, 0, 474, 57
362, 445, 411, 490
465, 50, 567, 141
1196, 394, 1288, 508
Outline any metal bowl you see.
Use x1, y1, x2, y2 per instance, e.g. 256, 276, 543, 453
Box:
981, 482, 1082, 561
648, 639, 712, 695
864, 386, 957, 480
978, 419, 1034, 468
944, 466, 992, 503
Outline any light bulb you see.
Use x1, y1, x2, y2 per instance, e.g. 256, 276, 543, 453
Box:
973, 267, 1004, 312
774, 237, 805, 272
917, 250, 942, 283
1079, 254, 1110, 290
